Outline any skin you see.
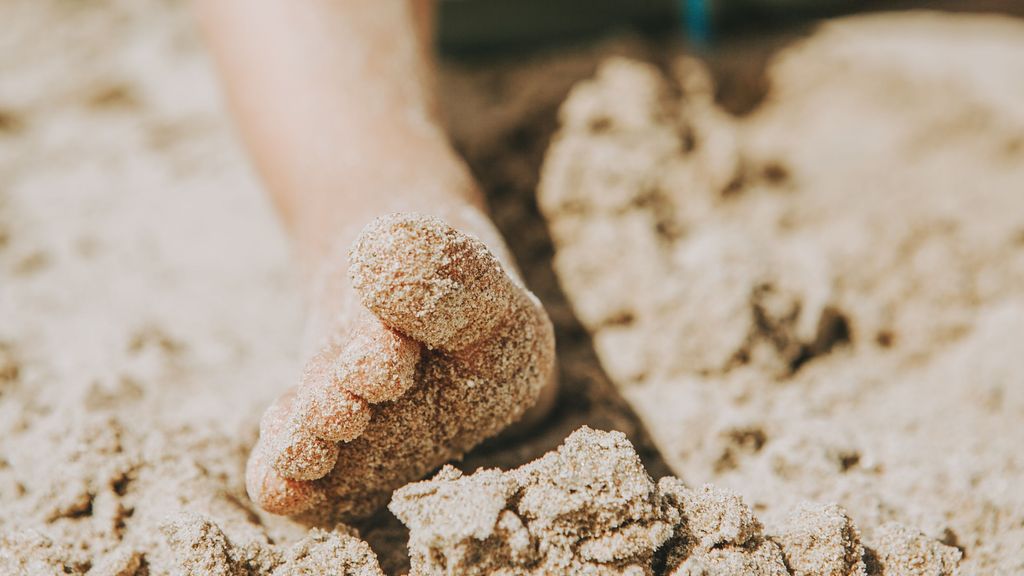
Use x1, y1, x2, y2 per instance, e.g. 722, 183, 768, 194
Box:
195, 0, 557, 518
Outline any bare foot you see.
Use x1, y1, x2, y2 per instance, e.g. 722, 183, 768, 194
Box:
246, 211, 556, 521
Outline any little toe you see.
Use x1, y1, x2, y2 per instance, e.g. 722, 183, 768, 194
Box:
349, 213, 520, 353
245, 441, 321, 516
336, 310, 421, 404
267, 348, 372, 481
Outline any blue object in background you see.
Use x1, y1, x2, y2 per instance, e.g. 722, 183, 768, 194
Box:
683, 0, 713, 47
437, 0, 874, 53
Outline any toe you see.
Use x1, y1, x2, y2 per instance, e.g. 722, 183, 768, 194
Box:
296, 385, 371, 444
258, 348, 372, 483
336, 310, 421, 403
349, 213, 520, 352
293, 347, 372, 442
246, 440, 321, 516
270, 430, 339, 481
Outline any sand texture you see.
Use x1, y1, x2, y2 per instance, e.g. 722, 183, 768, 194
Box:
1, 0, 1022, 574
0, 1, 652, 573
392, 427, 960, 575
538, 13, 1024, 576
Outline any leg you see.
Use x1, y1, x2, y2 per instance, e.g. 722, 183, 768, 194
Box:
196, 0, 557, 518
196, 0, 478, 264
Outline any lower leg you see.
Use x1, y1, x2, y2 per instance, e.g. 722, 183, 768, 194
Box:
197, 0, 520, 358
197, 0, 557, 517
197, 0, 481, 268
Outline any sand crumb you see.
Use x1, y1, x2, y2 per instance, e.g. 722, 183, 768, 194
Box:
775, 503, 866, 576
161, 513, 248, 576
160, 513, 383, 576
868, 523, 961, 576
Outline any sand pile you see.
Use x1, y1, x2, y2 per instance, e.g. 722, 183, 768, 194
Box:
392, 427, 960, 575
538, 13, 1024, 575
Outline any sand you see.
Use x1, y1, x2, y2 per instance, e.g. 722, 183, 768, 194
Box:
1, 0, 1022, 574
538, 12, 1024, 576
392, 427, 962, 575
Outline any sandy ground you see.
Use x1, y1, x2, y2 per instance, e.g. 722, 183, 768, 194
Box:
0, 0, 1021, 574
538, 12, 1024, 575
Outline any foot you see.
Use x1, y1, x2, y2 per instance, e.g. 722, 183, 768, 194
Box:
245, 211, 556, 521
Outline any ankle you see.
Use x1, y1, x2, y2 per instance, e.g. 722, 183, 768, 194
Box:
289, 170, 486, 271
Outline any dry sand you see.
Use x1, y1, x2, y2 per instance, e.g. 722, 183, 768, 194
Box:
538, 12, 1024, 576
0, 0, 1022, 574
392, 427, 947, 575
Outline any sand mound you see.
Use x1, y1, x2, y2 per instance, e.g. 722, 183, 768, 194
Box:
539, 13, 1024, 575
391, 427, 957, 575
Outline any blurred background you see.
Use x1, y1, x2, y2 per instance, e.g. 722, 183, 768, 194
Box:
438, 0, 1024, 51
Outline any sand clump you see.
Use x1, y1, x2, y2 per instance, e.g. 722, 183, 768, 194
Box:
774, 503, 866, 576
539, 13, 1024, 575
390, 426, 954, 575
160, 515, 382, 576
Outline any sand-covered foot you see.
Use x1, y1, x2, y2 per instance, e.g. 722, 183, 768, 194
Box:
246, 213, 555, 520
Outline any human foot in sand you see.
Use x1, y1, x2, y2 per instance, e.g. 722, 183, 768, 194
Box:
246, 212, 555, 520
197, 0, 556, 519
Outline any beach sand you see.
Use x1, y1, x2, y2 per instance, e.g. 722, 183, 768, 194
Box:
1, 1, 1021, 574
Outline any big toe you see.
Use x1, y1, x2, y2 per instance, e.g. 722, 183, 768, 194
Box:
349, 213, 522, 353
